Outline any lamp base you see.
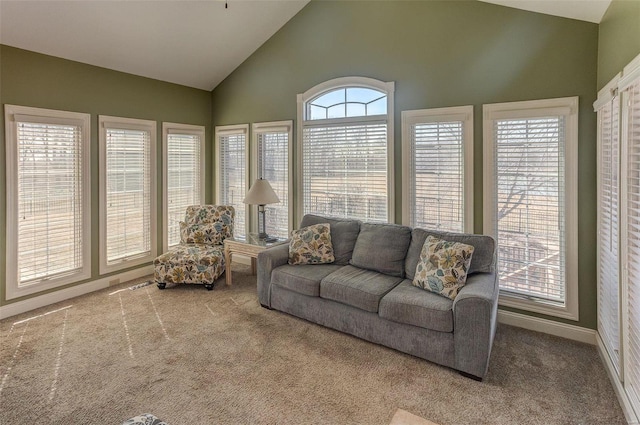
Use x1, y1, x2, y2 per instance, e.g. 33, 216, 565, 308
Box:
257, 207, 278, 243
256, 232, 277, 243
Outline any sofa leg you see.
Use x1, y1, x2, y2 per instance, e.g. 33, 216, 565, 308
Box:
459, 371, 483, 382
260, 303, 273, 310
204, 283, 214, 291
157, 283, 166, 290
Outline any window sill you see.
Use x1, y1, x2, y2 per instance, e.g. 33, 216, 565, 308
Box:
5, 268, 92, 301
499, 291, 579, 321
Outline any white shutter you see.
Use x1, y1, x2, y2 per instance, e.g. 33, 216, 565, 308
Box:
16, 120, 85, 283
167, 131, 203, 246
597, 94, 621, 373
493, 116, 567, 303
218, 130, 247, 238
105, 127, 152, 263
624, 79, 640, 409
302, 121, 388, 222
256, 127, 290, 239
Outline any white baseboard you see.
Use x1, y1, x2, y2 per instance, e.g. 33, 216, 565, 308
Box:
497, 309, 597, 345
596, 334, 640, 424
0, 266, 154, 320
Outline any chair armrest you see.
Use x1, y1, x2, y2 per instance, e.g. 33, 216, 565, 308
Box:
452, 272, 499, 379
257, 243, 290, 307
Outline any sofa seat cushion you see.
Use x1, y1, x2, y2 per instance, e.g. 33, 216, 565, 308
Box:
320, 265, 403, 313
379, 280, 454, 332
272, 264, 344, 297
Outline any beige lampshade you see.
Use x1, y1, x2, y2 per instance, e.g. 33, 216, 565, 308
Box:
243, 178, 280, 205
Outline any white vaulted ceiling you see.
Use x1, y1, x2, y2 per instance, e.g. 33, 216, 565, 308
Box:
480, 0, 612, 24
0, 0, 611, 91
0, 0, 309, 91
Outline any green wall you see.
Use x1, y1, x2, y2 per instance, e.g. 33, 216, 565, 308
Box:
211, 0, 600, 328
0, 45, 212, 306
597, 0, 640, 90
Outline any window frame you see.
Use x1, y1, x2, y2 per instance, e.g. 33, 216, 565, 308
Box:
98, 115, 157, 274
214, 124, 249, 238
296, 76, 395, 224
251, 120, 293, 238
483, 97, 579, 321
162, 122, 206, 251
401, 105, 474, 232
5, 105, 92, 300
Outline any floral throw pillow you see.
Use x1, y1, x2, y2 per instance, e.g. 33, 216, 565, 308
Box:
412, 235, 475, 300
288, 223, 335, 265
179, 221, 230, 245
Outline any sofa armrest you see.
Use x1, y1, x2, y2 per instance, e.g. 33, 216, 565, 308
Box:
452, 272, 499, 379
257, 243, 290, 307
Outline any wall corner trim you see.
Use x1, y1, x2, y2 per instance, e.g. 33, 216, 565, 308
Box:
497, 309, 596, 345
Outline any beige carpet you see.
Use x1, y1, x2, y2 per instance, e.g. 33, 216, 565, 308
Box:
0, 265, 626, 424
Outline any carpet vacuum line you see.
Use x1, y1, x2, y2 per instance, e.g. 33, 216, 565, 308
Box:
0, 320, 30, 396
145, 287, 170, 341
118, 293, 134, 358
49, 308, 69, 402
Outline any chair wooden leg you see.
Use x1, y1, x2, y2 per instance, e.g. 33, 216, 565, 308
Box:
204, 283, 214, 291
157, 282, 166, 290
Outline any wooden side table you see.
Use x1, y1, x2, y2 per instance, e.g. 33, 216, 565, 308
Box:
224, 234, 285, 286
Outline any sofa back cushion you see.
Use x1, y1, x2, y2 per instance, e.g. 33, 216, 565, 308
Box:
349, 223, 412, 278
405, 228, 496, 280
300, 214, 361, 265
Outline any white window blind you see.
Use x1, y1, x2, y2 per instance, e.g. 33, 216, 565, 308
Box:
99, 116, 156, 274
5, 105, 91, 299
166, 127, 203, 247
494, 116, 566, 302
105, 128, 152, 262
256, 125, 290, 239
303, 122, 388, 222
217, 127, 247, 238
298, 77, 395, 223
402, 106, 473, 232
17, 122, 85, 282
484, 97, 578, 320
597, 93, 621, 373
624, 79, 640, 408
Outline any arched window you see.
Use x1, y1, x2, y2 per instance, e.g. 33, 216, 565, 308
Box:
297, 77, 395, 223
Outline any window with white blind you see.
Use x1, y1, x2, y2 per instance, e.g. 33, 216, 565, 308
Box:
99, 116, 157, 274
4, 105, 91, 299
253, 121, 292, 239
483, 97, 578, 320
595, 75, 621, 375
215, 124, 248, 238
621, 71, 640, 412
162, 123, 205, 250
297, 77, 395, 223
401, 106, 473, 232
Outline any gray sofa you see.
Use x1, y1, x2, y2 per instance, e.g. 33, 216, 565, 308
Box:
257, 214, 498, 380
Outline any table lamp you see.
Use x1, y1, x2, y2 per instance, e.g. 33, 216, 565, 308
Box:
243, 178, 280, 241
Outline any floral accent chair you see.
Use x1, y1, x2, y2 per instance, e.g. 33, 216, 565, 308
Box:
154, 205, 234, 290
